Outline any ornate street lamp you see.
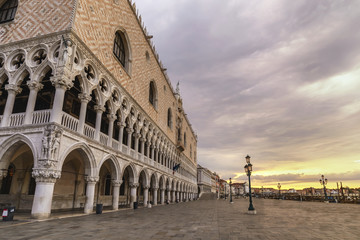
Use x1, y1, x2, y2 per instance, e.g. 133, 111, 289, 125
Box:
229, 178, 233, 203
277, 183, 281, 199
319, 175, 328, 202
224, 182, 227, 200
244, 155, 256, 214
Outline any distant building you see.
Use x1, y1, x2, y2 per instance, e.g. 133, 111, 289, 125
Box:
197, 165, 212, 196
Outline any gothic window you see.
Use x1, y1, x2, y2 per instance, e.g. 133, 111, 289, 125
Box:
0, 77, 9, 115
34, 68, 55, 111
113, 111, 121, 140
167, 108, 172, 128
0, 0, 18, 24
63, 77, 82, 118
85, 90, 97, 127
100, 101, 110, 135
184, 133, 187, 147
12, 73, 30, 113
149, 81, 157, 109
113, 31, 126, 67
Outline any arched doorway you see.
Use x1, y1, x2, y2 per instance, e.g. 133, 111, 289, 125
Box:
96, 158, 118, 209
53, 148, 92, 211
120, 165, 135, 208
0, 140, 35, 211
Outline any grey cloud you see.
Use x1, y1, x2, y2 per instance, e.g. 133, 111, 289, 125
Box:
136, 0, 360, 183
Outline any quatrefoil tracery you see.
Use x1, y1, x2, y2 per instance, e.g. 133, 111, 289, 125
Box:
11, 54, 25, 70
100, 79, 108, 93
33, 49, 47, 65
84, 65, 95, 81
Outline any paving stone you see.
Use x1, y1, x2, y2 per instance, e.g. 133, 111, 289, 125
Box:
0, 199, 359, 239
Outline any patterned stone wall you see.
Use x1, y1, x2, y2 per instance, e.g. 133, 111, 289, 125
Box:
72, 0, 197, 163
0, 0, 197, 164
0, 0, 75, 44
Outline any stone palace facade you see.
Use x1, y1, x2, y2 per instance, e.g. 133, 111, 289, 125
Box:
0, 0, 198, 219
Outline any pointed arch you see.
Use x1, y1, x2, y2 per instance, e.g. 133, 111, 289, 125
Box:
0, 133, 37, 169
113, 27, 132, 74
58, 142, 97, 177
121, 162, 137, 183
149, 80, 158, 109
0, 0, 18, 24
97, 154, 120, 181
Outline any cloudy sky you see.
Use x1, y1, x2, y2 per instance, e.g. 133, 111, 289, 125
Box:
135, 0, 360, 189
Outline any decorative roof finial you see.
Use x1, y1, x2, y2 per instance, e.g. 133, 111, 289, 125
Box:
176, 81, 180, 95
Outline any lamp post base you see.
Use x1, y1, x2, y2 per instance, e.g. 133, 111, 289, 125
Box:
247, 210, 257, 215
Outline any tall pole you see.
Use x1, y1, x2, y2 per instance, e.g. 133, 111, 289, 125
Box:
319, 175, 328, 202
229, 178, 233, 203
248, 174, 254, 210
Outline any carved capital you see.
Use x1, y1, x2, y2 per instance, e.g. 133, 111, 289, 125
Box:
32, 168, 61, 183
126, 127, 133, 134
143, 185, 150, 190
152, 187, 159, 191
129, 183, 139, 188
85, 176, 99, 183
117, 122, 126, 128
112, 180, 123, 187
52, 77, 72, 90
78, 93, 91, 103
94, 105, 105, 113
107, 114, 117, 122
5, 84, 21, 94
27, 81, 43, 91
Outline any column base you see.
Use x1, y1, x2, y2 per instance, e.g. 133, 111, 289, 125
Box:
147, 203, 152, 208
31, 213, 51, 219
247, 210, 257, 215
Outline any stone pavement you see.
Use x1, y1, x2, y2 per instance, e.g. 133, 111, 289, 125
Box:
0, 198, 359, 240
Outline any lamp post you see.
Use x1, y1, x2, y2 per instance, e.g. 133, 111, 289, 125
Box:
244, 155, 256, 214
224, 182, 227, 200
319, 175, 328, 202
229, 178, 233, 203
277, 183, 281, 199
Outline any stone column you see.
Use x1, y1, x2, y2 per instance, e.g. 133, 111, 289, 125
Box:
153, 187, 158, 206
107, 114, 116, 146
172, 190, 176, 203
140, 137, 145, 156
24, 81, 43, 124
50, 79, 72, 124
176, 191, 179, 202
150, 144, 155, 160
143, 185, 150, 207
94, 105, 105, 141
77, 93, 91, 134
84, 177, 99, 214
134, 132, 140, 153
1, 84, 21, 127
31, 169, 61, 219
112, 180, 122, 210
167, 188, 171, 203
126, 128, 133, 151
129, 183, 138, 209
160, 188, 165, 205
117, 122, 125, 150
